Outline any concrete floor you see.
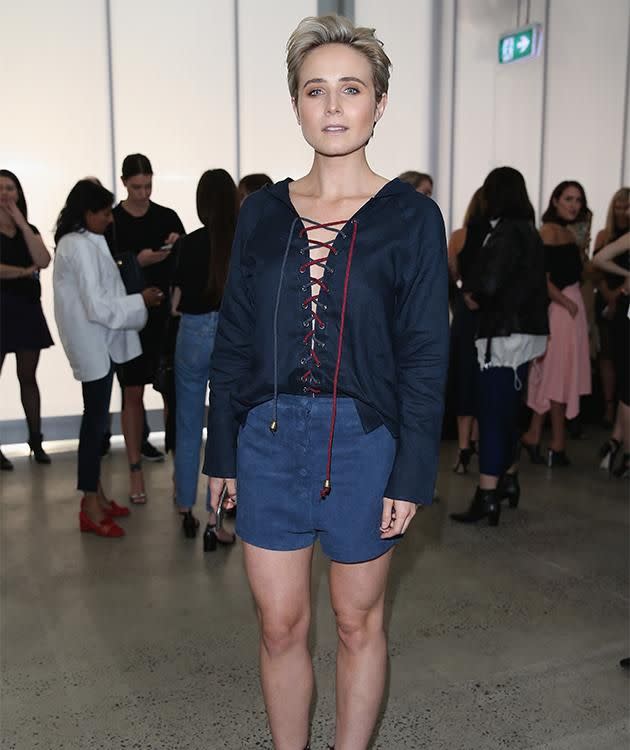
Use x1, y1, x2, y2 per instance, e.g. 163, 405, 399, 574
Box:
1, 432, 628, 750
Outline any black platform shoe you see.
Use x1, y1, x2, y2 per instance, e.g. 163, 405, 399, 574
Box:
521, 440, 545, 465
498, 472, 520, 508
28, 433, 51, 464
181, 510, 200, 539
613, 453, 630, 479
203, 523, 236, 552
452, 447, 474, 474
450, 487, 501, 526
547, 449, 571, 468
0, 448, 14, 471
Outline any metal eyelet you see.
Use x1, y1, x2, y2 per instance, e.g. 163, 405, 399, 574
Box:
303, 319, 311, 327
299, 248, 306, 255
319, 304, 327, 311
300, 357, 308, 365
318, 322, 326, 330
301, 284, 310, 292
303, 386, 310, 393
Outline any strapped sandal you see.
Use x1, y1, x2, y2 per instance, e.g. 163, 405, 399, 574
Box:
129, 461, 147, 504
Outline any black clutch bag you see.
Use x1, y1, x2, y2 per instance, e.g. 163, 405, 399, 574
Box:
114, 252, 146, 294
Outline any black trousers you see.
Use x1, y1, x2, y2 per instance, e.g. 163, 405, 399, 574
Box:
78, 367, 114, 493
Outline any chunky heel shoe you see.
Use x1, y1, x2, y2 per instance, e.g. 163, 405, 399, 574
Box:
28, 433, 51, 464
450, 487, 501, 526
613, 453, 630, 479
521, 440, 545, 465
181, 510, 200, 539
547, 449, 571, 468
498, 472, 520, 509
203, 524, 218, 552
104, 500, 130, 518
0, 449, 14, 472
79, 509, 125, 537
599, 438, 621, 472
452, 447, 474, 475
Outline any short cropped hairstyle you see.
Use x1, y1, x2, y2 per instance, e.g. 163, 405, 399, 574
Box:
286, 15, 391, 102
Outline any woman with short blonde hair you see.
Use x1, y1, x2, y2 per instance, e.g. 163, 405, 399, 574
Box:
205, 15, 448, 749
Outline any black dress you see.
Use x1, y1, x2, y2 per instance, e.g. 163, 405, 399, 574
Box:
0, 225, 54, 355
449, 220, 489, 417
108, 202, 185, 386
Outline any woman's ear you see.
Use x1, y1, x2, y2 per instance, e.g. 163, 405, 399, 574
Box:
374, 92, 388, 126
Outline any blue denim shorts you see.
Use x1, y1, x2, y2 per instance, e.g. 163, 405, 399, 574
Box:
235, 395, 399, 563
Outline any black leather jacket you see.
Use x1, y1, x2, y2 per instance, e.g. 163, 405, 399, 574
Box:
463, 218, 549, 342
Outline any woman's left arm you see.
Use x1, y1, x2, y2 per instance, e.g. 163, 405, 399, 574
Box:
5, 202, 50, 268
591, 232, 630, 279
381, 201, 449, 537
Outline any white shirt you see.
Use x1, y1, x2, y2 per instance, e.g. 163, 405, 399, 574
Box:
53, 231, 147, 382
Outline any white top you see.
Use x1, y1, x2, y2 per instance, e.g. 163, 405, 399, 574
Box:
53, 231, 147, 382
476, 334, 547, 386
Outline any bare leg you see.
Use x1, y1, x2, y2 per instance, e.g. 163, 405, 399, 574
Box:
243, 543, 314, 750
549, 400, 567, 452
121, 385, 145, 497
479, 473, 499, 490
330, 549, 393, 750
456, 416, 474, 450
522, 411, 545, 446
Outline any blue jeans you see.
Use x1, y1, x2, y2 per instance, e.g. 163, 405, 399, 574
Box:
175, 312, 219, 509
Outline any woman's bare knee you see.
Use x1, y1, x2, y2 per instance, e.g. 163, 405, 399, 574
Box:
335, 606, 384, 654
259, 610, 310, 659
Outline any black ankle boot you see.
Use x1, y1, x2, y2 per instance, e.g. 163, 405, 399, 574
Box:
453, 447, 474, 474
0, 448, 14, 471
498, 472, 520, 508
450, 487, 501, 526
181, 510, 199, 538
28, 433, 51, 464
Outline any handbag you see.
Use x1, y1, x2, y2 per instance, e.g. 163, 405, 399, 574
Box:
114, 252, 146, 294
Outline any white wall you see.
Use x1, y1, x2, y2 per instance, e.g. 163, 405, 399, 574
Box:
2, 0, 629, 432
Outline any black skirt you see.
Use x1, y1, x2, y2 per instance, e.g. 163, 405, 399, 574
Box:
1, 293, 54, 354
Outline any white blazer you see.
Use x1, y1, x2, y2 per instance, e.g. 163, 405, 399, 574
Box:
53, 231, 147, 382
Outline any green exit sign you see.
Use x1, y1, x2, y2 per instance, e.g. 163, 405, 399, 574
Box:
498, 24, 543, 64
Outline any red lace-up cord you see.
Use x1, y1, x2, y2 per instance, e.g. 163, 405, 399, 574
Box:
321, 219, 358, 498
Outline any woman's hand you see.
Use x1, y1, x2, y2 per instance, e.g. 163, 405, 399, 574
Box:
562, 297, 578, 318
141, 287, 164, 307
3, 199, 28, 230
22, 264, 38, 278
163, 232, 181, 247
380, 497, 420, 538
209, 476, 237, 514
137, 248, 171, 267
463, 292, 479, 311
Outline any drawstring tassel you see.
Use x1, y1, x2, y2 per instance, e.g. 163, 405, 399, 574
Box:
269, 420, 278, 433
320, 479, 331, 498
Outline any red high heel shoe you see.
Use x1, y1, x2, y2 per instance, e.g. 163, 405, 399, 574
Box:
104, 500, 130, 518
79, 509, 125, 537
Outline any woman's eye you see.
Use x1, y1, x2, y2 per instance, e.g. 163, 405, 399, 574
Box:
344, 87, 360, 95
307, 88, 323, 96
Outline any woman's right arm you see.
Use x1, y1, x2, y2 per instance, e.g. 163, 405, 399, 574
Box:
0, 263, 37, 279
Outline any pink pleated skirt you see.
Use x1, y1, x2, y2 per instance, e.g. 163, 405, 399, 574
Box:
527, 283, 591, 420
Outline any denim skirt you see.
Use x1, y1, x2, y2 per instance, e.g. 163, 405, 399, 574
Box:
236, 395, 399, 563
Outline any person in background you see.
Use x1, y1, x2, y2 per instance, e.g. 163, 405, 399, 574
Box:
53, 180, 163, 537
398, 170, 433, 197
592, 207, 630, 478
111, 154, 185, 504
0, 169, 54, 470
522, 181, 591, 467
447, 187, 487, 473
238, 173, 274, 205
593, 187, 629, 454
450, 167, 548, 526
172, 169, 239, 549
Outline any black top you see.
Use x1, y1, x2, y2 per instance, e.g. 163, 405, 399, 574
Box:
544, 242, 582, 289
0, 224, 41, 300
464, 218, 549, 342
173, 227, 221, 314
109, 201, 185, 292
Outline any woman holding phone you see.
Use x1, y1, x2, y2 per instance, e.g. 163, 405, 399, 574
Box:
111, 154, 185, 504
204, 15, 449, 749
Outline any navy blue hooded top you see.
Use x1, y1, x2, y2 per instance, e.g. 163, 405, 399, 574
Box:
202, 177, 449, 505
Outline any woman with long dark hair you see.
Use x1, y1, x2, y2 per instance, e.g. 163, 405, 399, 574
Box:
111, 154, 185, 504
522, 181, 592, 466
450, 167, 548, 526
0, 170, 54, 470
53, 180, 163, 537
172, 169, 239, 546
204, 16, 449, 749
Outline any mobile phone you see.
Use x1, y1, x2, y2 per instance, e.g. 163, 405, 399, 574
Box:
215, 485, 228, 531
156, 243, 173, 251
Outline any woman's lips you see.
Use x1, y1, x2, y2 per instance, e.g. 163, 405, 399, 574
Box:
322, 125, 348, 133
